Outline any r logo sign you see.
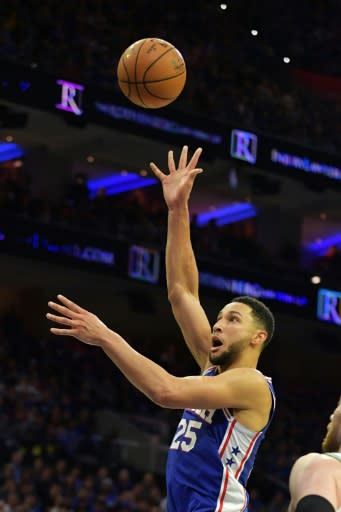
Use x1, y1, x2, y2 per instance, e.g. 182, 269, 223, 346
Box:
230, 129, 258, 164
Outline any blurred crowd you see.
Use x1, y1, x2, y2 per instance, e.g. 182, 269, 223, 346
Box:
0, 308, 170, 512
0, 306, 337, 512
2, 163, 338, 280
0, 0, 340, 154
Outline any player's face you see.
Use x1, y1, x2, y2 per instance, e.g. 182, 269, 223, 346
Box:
209, 302, 259, 367
322, 398, 341, 452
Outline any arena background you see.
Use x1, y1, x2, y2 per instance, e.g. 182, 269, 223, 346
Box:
0, 1, 340, 511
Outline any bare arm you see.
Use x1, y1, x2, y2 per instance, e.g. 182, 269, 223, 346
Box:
166, 205, 212, 370
150, 146, 212, 370
47, 295, 270, 417
288, 454, 338, 511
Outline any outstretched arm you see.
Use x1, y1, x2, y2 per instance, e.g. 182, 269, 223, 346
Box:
150, 146, 212, 371
46, 295, 269, 415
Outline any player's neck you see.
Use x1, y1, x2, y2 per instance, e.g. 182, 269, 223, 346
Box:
219, 353, 259, 373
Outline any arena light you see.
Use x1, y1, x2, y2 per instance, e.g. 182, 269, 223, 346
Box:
283, 57, 291, 64
105, 178, 158, 196
196, 203, 256, 227
251, 29, 258, 36
0, 142, 25, 163
306, 233, 341, 255
88, 172, 157, 198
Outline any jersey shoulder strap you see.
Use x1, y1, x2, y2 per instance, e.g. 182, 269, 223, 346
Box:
324, 452, 341, 463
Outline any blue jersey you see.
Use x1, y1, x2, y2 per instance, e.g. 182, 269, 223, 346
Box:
166, 367, 276, 512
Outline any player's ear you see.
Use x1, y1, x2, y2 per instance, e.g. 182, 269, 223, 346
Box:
251, 330, 267, 348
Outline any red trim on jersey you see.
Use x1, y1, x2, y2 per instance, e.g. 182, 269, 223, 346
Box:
235, 431, 261, 480
219, 419, 237, 457
217, 468, 229, 512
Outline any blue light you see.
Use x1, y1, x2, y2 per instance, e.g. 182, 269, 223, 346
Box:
105, 178, 158, 196
271, 148, 341, 181
88, 172, 141, 191
88, 172, 157, 198
196, 203, 256, 227
199, 271, 308, 306
0, 142, 25, 162
306, 233, 341, 255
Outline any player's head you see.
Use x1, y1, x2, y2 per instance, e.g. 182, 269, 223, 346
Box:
209, 296, 275, 367
322, 396, 341, 453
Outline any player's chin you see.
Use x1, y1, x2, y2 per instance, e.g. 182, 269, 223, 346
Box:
209, 349, 227, 366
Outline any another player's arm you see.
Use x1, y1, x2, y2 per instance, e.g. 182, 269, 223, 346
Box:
166, 203, 212, 371
288, 454, 338, 512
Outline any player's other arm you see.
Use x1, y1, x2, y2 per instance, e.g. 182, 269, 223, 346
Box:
166, 204, 212, 371
288, 454, 338, 512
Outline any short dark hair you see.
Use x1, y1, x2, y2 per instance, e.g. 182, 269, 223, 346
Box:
232, 296, 275, 349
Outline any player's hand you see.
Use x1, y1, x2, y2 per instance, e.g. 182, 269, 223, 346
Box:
46, 295, 109, 346
150, 145, 203, 209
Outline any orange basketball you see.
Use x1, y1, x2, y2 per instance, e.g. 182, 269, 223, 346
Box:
117, 38, 186, 109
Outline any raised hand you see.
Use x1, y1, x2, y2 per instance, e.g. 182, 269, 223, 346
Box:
150, 145, 203, 209
46, 295, 109, 346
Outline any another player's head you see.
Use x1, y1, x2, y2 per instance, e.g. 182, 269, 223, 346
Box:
322, 396, 341, 453
209, 296, 275, 367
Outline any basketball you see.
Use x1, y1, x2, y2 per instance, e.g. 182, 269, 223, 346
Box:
117, 38, 186, 109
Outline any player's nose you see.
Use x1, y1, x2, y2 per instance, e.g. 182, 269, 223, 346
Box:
212, 323, 222, 333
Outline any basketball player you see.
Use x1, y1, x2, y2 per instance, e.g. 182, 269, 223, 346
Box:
288, 397, 341, 512
47, 146, 276, 512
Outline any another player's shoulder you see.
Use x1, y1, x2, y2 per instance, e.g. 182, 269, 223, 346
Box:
291, 452, 339, 476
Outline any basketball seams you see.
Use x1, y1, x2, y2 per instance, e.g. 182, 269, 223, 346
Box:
134, 39, 148, 107
119, 69, 186, 85
142, 82, 173, 101
121, 58, 131, 98
143, 78, 183, 101
142, 46, 181, 82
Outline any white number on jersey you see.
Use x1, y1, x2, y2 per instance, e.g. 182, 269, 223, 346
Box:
170, 419, 202, 452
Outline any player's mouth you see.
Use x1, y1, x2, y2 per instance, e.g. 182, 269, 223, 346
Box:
211, 336, 224, 352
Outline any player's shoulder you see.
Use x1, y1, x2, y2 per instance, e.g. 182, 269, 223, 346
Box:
218, 367, 273, 401
222, 367, 271, 385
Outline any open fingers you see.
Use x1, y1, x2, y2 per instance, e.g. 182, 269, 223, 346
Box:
56, 295, 85, 314
149, 162, 165, 180
187, 147, 203, 170
46, 312, 74, 327
48, 301, 78, 319
178, 145, 188, 169
168, 150, 176, 173
190, 168, 204, 178
50, 327, 75, 336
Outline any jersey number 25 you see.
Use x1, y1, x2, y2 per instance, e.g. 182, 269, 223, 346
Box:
170, 419, 202, 452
